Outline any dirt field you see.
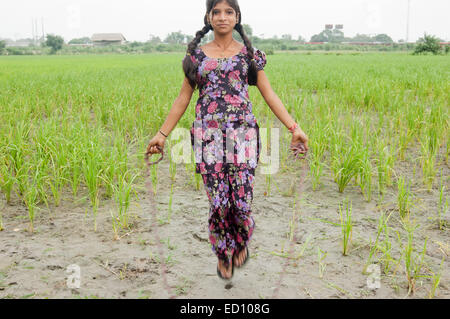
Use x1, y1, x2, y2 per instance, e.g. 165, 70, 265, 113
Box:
0, 149, 449, 299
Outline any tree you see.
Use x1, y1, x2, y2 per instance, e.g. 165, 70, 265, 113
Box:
414, 33, 442, 55
0, 40, 6, 53
350, 33, 373, 42
45, 34, 64, 54
297, 35, 306, 43
374, 34, 393, 43
148, 35, 162, 44
310, 29, 332, 42
164, 31, 186, 44
242, 24, 253, 37
68, 37, 91, 45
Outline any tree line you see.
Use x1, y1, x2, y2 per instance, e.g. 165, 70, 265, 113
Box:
0, 25, 448, 56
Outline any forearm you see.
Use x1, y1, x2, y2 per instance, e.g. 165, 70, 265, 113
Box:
264, 92, 303, 131
158, 96, 189, 137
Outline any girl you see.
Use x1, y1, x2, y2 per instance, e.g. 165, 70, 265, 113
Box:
146, 0, 309, 280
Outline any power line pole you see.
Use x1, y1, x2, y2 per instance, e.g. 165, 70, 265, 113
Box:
406, 0, 411, 43
42, 17, 45, 42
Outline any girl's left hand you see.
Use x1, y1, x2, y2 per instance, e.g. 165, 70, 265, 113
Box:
291, 127, 309, 152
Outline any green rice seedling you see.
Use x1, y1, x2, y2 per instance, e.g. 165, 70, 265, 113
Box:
23, 168, 41, 233
357, 147, 373, 202
169, 151, 177, 184
379, 223, 394, 275
317, 247, 327, 278
110, 209, 120, 241
364, 211, 392, 273
46, 150, 69, 207
82, 147, 103, 232
112, 170, 138, 230
419, 134, 438, 192
68, 148, 83, 200
397, 122, 414, 161
400, 220, 427, 296
339, 198, 353, 256
428, 257, 444, 299
8, 142, 28, 198
375, 139, 393, 197
0, 153, 15, 204
308, 142, 324, 191
437, 171, 448, 230
331, 141, 362, 193
397, 176, 413, 220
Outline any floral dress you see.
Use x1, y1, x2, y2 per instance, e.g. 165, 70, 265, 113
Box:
183, 45, 267, 267
185, 45, 267, 175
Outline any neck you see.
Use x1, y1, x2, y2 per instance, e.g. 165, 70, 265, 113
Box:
213, 32, 235, 48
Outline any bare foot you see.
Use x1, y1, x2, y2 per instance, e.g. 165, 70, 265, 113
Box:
217, 259, 233, 279
233, 248, 247, 268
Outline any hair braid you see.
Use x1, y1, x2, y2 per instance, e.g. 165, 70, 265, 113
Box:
183, 23, 212, 90
235, 23, 258, 86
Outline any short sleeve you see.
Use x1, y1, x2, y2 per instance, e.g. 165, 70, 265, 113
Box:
182, 49, 200, 66
253, 48, 267, 71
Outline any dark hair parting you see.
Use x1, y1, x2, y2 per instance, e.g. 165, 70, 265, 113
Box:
182, 0, 259, 90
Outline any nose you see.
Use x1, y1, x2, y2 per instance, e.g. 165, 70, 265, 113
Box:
218, 12, 227, 21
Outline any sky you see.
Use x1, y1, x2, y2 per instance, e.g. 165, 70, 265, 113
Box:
1, 0, 449, 43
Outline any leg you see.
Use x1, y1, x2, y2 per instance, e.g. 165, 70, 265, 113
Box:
228, 168, 256, 266
201, 172, 236, 274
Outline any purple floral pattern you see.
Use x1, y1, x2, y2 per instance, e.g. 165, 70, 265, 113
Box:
202, 168, 256, 267
185, 46, 267, 174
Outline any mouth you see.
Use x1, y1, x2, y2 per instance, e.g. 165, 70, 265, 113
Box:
218, 25, 228, 27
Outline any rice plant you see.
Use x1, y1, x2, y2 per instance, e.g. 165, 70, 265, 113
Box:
400, 220, 427, 296
82, 143, 103, 232
397, 176, 413, 220
331, 142, 362, 193
317, 247, 327, 278
357, 147, 373, 202
419, 133, 439, 192
0, 153, 15, 204
437, 171, 448, 230
364, 211, 392, 273
23, 167, 41, 233
112, 170, 138, 230
339, 198, 353, 256
428, 258, 444, 299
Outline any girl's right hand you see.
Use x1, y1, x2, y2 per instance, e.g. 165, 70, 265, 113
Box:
146, 133, 166, 157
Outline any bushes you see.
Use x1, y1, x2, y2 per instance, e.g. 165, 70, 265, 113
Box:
413, 33, 442, 55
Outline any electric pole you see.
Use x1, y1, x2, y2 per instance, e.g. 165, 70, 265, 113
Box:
406, 0, 411, 43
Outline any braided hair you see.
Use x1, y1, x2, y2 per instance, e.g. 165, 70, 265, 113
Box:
182, 0, 259, 90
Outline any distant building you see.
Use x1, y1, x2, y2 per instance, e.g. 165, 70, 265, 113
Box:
91, 33, 127, 46
3, 39, 34, 47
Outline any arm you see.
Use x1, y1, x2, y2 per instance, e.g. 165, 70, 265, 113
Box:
256, 70, 309, 149
159, 77, 195, 137
146, 77, 194, 155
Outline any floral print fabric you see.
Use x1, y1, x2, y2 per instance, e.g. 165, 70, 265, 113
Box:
202, 168, 256, 267
185, 45, 267, 174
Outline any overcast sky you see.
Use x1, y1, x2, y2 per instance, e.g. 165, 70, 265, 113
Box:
1, 0, 449, 42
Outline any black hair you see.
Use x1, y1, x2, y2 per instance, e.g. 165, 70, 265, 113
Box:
182, 0, 259, 90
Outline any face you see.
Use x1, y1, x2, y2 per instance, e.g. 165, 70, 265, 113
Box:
207, 1, 239, 34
